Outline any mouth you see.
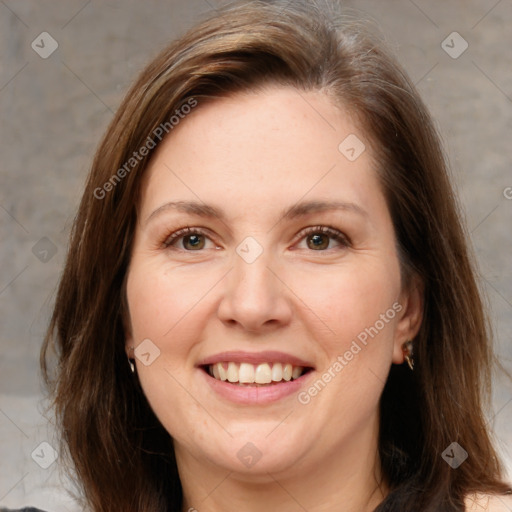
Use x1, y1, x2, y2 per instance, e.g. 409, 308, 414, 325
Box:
197, 350, 315, 404
201, 361, 314, 386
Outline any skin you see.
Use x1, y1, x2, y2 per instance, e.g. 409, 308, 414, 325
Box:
125, 86, 424, 512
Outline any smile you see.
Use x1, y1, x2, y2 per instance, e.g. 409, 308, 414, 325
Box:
197, 350, 315, 403
205, 362, 311, 386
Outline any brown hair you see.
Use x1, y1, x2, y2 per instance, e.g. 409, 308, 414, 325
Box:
41, 1, 511, 510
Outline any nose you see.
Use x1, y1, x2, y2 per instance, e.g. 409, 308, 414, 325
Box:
216, 246, 293, 333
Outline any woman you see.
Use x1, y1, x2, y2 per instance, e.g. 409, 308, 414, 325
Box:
38, 0, 511, 511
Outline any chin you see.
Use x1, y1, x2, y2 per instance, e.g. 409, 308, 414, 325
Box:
200, 427, 311, 477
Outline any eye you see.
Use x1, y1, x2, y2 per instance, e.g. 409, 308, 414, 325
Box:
162, 227, 216, 251
296, 226, 350, 251
162, 225, 350, 252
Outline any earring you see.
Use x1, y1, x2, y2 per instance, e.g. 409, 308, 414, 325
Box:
128, 346, 135, 373
402, 340, 414, 370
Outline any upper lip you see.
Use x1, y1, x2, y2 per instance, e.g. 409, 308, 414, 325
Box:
197, 350, 315, 369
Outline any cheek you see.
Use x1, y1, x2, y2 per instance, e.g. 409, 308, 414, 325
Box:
288, 261, 401, 452
126, 257, 214, 344
293, 256, 402, 351
125, 259, 211, 427
297, 266, 400, 426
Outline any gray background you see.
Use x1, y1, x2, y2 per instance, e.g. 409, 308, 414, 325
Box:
0, 1, 511, 510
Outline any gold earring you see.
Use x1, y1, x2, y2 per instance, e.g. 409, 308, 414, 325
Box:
402, 340, 414, 370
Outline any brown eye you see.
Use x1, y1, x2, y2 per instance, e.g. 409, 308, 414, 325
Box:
163, 227, 212, 251
181, 233, 205, 250
298, 226, 350, 251
306, 233, 330, 250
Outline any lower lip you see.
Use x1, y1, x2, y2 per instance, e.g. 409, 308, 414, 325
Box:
199, 368, 313, 405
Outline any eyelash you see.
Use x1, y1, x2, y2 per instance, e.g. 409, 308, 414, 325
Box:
162, 225, 350, 252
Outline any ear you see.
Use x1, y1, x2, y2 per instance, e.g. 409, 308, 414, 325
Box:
121, 287, 135, 359
121, 271, 135, 359
125, 332, 134, 359
124, 314, 135, 359
392, 275, 424, 364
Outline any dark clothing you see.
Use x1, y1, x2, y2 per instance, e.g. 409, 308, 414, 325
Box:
0, 508, 48, 512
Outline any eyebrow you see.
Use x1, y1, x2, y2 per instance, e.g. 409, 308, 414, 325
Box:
145, 199, 368, 226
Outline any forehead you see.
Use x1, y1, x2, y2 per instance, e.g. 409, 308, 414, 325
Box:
139, 86, 381, 221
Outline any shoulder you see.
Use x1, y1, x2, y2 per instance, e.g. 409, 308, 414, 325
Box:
465, 493, 512, 511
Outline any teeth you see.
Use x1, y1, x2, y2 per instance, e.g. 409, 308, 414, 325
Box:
254, 363, 272, 384
239, 362, 255, 383
208, 362, 305, 384
217, 363, 227, 381
271, 363, 283, 382
292, 366, 302, 379
283, 363, 292, 381
227, 362, 238, 383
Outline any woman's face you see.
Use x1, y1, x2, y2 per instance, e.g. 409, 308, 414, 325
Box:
125, 86, 421, 479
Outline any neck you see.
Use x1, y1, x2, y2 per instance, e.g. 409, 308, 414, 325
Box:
176, 413, 388, 512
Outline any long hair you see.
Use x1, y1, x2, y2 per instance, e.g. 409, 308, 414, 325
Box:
41, 1, 511, 510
